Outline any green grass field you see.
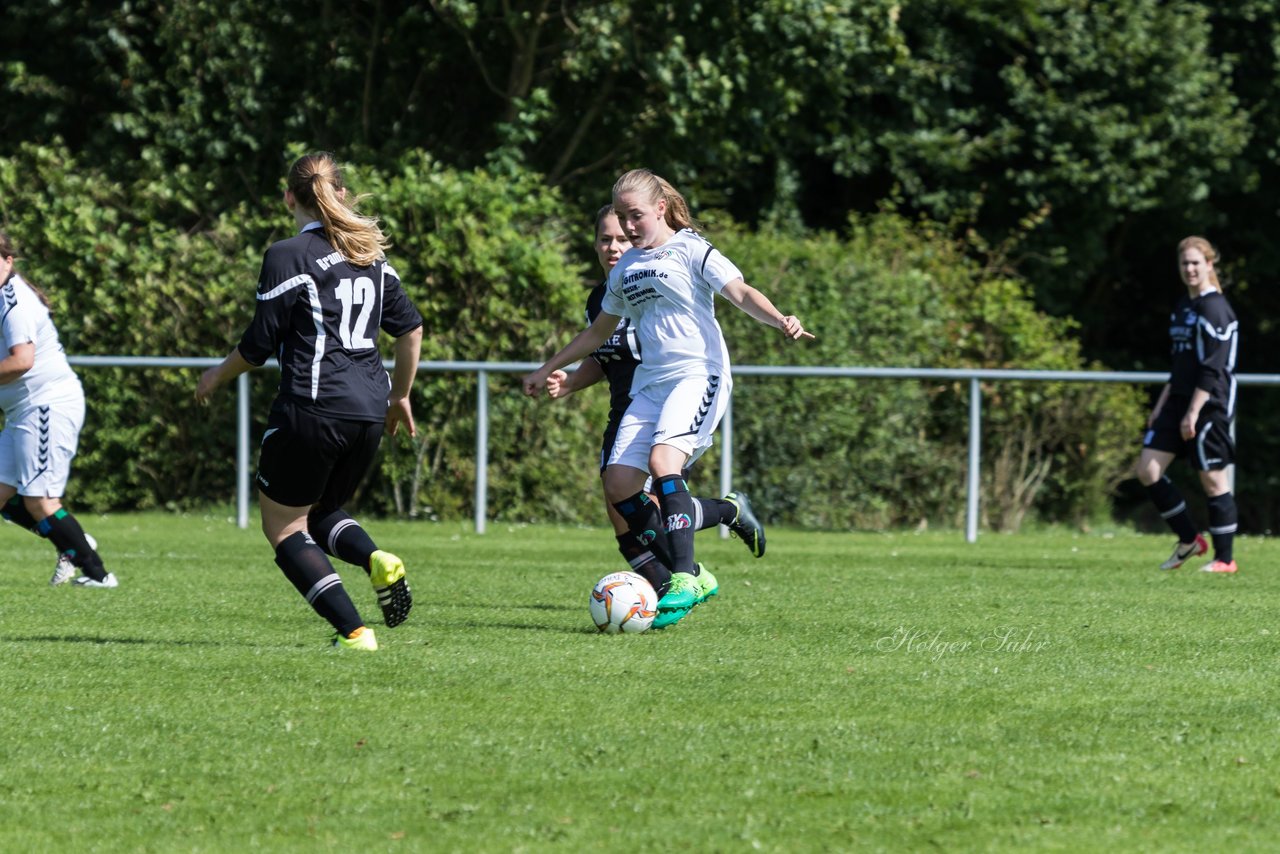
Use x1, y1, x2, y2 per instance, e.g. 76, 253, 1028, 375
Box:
1, 513, 1276, 852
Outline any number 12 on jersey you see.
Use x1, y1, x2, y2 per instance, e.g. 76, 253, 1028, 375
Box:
335, 276, 376, 350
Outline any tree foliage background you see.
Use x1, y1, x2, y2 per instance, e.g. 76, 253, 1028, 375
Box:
1, 0, 1276, 531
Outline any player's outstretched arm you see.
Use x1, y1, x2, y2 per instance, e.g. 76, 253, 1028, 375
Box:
195, 348, 255, 404
720, 279, 814, 341
386, 324, 423, 438
523, 313, 620, 397
548, 357, 605, 400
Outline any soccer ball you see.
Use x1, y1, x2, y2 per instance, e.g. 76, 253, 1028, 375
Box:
589, 571, 657, 634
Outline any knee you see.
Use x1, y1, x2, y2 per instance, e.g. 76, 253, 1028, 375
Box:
601, 469, 642, 504
1134, 458, 1162, 487
1200, 471, 1231, 498
23, 495, 59, 520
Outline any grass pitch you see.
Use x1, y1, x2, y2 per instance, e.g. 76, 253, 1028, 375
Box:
0, 513, 1276, 852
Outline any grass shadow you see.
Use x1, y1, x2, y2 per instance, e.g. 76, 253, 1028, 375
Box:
5, 634, 230, 647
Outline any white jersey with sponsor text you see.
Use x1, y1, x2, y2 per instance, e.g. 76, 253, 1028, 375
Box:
601, 229, 740, 394
0, 274, 82, 415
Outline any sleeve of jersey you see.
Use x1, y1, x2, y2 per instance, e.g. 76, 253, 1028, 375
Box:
1195, 298, 1238, 393
236, 247, 299, 367
697, 246, 744, 293
378, 263, 424, 337
600, 270, 628, 317
1, 295, 38, 349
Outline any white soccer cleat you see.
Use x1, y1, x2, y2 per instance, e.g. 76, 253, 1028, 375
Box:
50, 554, 78, 587
1160, 533, 1208, 570
50, 532, 99, 586
72, 573, 118, 589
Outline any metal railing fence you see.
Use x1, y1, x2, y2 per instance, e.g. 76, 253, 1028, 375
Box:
66, 356, 1280, 541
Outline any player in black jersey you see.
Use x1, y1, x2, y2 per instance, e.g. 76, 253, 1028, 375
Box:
196, 153, 425, 650
538, 206, 766, 627
1136, 236, 1240, 574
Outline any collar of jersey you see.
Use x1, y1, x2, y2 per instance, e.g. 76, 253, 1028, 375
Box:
299, 221, 324, 233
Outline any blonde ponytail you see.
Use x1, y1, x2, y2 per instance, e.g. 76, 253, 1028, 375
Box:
287, 153, 389, 266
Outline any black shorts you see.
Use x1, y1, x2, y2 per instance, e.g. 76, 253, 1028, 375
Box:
1142, 404, 1235, 471
598, 407, 627, 473
256, 399, 384, 508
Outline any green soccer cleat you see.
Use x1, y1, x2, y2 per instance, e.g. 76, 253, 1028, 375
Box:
369, 550, 412, 628
695, 563, 719, 602
333, 626, 378, 651
652, 572, 700, 629
725, 491, 766, 558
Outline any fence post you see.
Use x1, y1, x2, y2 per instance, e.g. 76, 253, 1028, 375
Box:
237, 372, 250, 530
475, 369, 489, 534
966, 377, 981, 543
719, 395, 733, 538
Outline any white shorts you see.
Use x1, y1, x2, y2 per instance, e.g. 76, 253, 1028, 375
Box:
0, 396, 86, 497
608, 373, 731, 472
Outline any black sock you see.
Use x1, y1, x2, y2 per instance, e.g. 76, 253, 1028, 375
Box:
611, 492, 673, 569
1207, 492, 1237, 563
616, 532, 672, 597
654, 475, 697, 576
694, 498, 737, 531
274, 531, 364, 636
308, 508, 377, 574
37, 509, 107, 581
2, 496, 40, 534
1144, 477, 1198, 543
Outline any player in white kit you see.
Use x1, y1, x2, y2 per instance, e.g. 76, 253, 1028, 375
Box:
0, 232, 114, 587
523, 169, 812, 626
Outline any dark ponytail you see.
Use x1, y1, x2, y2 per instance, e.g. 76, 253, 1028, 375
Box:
0, 231, 52, 309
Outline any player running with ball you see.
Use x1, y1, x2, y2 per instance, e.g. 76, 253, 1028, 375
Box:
523, 169, 812, 627
540, 205, 769, 627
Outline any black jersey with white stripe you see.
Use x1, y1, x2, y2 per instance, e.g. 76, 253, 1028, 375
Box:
237, 224, 424, 422
585, 281, 641, 416
1168, 290, 1238, 415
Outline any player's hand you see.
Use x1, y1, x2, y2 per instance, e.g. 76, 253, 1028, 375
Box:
522, 368, 549, 397
780, 315, 815, 341
194, 367, 221, 405
386, 396, 416, 438
1180, 413, 1197, 441
546, 369, 571, 399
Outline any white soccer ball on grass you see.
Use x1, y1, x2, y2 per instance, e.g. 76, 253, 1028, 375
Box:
589, 571, 657, 634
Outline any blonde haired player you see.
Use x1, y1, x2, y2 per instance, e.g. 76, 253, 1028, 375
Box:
197, 152, 424, 650
524, 169, 811, 626
1136, 235, 1240, 573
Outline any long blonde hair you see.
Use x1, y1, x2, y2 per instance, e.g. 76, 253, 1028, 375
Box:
612, 169, 699, 232
1177, 235, 1222, 289
287, 153, 388, 266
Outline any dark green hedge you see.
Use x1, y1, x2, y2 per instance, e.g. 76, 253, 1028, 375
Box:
0, 146, 1144, 530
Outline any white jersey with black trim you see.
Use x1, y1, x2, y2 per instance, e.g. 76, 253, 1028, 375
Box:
0, 273, 82, 415
601, 229, 740, 394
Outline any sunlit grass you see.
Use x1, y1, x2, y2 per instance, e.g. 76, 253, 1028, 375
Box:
0, 513, 1275, 851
